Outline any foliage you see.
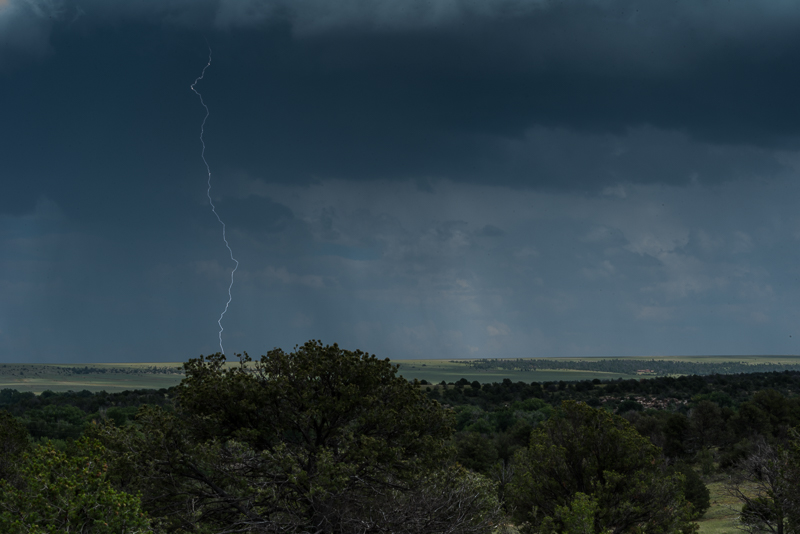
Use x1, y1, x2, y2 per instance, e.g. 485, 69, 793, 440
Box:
456, 431, 500, 473
508, 401, 696, 534
784, 433, 800, 534
93, 341, 499, 533
0, 388, 173, 442
10, 360, 800, 531
0, 438, 151, 534
727, 436, 800, 534
23, 404, 88, 440
316, 464, 502, 534
0, 410, 30, 484
538, 493, 612, 534
671, 464, 710, 519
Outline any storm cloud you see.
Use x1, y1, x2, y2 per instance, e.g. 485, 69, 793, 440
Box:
2, 0, 800, 361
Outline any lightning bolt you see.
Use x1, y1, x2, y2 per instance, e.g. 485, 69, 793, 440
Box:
190, 46, 239, 355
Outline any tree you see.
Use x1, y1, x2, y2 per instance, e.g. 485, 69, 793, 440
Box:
508, 401, 696, 534
687, 400, 725, 452
727, 437, 792, 534
94, 341, 500, 533
784, 432, 800, 533
0, 439, 151, 534
0, 410, 30, 485
538, 493, 612, 534
671, 464, 710, 519
455, 431, 499, 473
21, 404, 87, 440
316, 464, 501, 534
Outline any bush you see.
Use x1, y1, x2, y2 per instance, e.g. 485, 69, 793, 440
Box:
509, 401, 695, 534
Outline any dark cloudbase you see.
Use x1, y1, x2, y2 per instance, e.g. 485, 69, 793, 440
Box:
4, 0, 800, 198
2, 0, 800, 362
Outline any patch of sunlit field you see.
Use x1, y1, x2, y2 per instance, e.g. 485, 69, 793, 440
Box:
0, 359, 633, 393
3, 355, 799, 394
696, 481, 740, 534
0, 363, 185, 393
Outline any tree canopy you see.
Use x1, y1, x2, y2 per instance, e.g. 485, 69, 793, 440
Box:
94, 340, 500, 533
0, 410, 30, 485
508, 401, 696, 534
0, 438, 151, 534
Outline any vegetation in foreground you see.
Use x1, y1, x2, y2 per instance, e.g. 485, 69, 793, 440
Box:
3, 343, 800, 532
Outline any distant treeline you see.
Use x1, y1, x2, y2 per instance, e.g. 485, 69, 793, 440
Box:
0, 364, 183, 376
423, 370, 800, 482
430, 369, 800, 410
4, 368, 800, 445
0, 387, 173, 441
455, 357, 800, 376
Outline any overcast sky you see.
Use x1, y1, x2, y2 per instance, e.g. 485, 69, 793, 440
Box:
3, 0, 800, 362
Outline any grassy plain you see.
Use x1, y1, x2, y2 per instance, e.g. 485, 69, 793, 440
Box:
2, 355, 799, 393
695, 481, 740, 534
0, 363, 185, 393
395, 354, 800, 384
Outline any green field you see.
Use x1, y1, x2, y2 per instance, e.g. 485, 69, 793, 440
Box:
696, 481, 740, 534
0, 363, 185, 393
2, 355, 800, 393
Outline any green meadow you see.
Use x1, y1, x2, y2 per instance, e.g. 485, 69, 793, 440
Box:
695, 481, 741, 534
0, 363, 185, 393
2, 354, 799, 393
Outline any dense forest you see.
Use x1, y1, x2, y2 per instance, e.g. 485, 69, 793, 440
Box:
3, 345, 800, 533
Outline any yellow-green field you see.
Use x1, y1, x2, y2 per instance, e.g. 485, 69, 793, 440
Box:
696, 481, 740, 534
0, 363, 185, 393
1, 355, 799, 393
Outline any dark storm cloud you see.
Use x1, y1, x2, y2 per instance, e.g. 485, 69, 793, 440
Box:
216, 196, 295, 233
5, 1, 800, 362
3, 0, 800, 201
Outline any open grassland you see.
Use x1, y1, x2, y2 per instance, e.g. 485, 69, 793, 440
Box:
2, 354, 800, 393
0, 363, 185, 393
696, 481, 740, 534
395, 354, 800, 384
